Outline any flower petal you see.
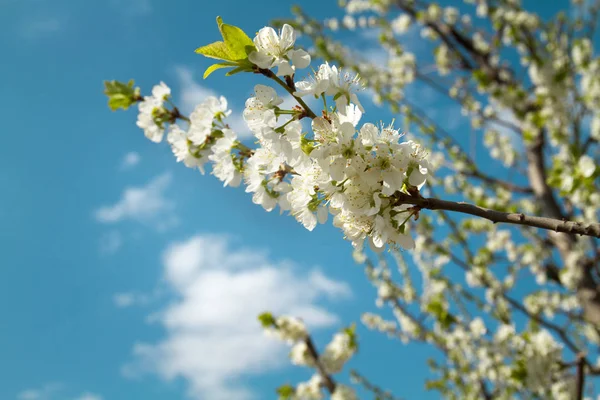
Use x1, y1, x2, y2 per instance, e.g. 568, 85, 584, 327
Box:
279, 24, 296, 50
290, 49, 311, 69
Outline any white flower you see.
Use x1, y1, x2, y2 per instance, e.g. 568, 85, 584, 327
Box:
388, 52, 416, 85
167, 124, 210, 173
294, 63, 333, 98
289, 341, 315, 367
406, 141, 430, 189
264, 316, 308, 344
288, 166, 329, 231
325, 64, 365, 113
310, 117, 358, 182
188, 96, 230, 145
342, 15, 356, 30
530, 329, 562, 357
320, 332, 355, 374
469, 317, 487, 337
244, 147, 284, 211
391, 14, 411, 34
208, 128, 242, 187
136, 82, 171, 143
248, 24, 311, 76
136, 99, 164, 142
262, 120, 302, 162
591, 116, 600, 141
524, 330, 563, 392
295, 63, 364, 112
243, 84, 283, 134
245, 170, 279, 211
296, 374, 324, 400
151, 82, 170, 101
331, 385, 357, 400
494, 324, 515, 343
578, 155, 596, 178
444, 7, 459, 24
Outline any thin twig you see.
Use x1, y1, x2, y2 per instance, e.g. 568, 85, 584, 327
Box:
575, 352, 586, 400
258, 68, 318, 119
304, 336, 337, 393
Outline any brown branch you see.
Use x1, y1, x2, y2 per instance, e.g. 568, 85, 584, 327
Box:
396, 2, 474, 70
349, 370, 403, 400
304, 336, 337, 393
394, 193, 600, 239
575, 352, 586, 400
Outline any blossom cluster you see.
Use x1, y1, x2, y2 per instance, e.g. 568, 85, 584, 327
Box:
241, 73, 430, 254
263, 315, 308, 344
133, 23, 431, 254
260, 314, 358, 400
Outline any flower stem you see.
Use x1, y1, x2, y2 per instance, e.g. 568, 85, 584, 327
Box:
259, 69, 317, 119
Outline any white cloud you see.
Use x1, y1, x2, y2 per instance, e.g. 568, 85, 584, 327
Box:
121, 151, 141, 169
20, 16, 64, 38
113, 290, 159, 308
356, 29, 388, 69
94, 173, 177, 229
174, 66, 217, 116
17, 384, 100, 400
75, 393, 103, 400
122, 234, 351, 400
18, 383, 61, 400
99, 230, 123, 254
114, 292, 136, 308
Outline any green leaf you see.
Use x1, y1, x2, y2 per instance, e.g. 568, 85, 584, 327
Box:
300, 134, 315, 155
510, 359, 527, 383
426, 299, 456, 329
195, 41, 233, 61
258, 312, 276, 328
276, 384, 295, 399
216, 16, 255, 59
108, 94, 133, 111
194, 18, 257, 78
103, 80, 130, 95
425, 379, 446, 391
225, 65, 249, 76
343, 323, 359, 351
204, 62, 236, 79
195, 18, 255, 64
103, 80, 139, 111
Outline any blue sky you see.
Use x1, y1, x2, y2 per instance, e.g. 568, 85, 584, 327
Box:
0, 0, 580, 399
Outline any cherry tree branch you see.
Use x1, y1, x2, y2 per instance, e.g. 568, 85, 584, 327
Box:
394, 193, 600, 238
575, 352, 586, 400
304, 336, 337, 393
349, 370, 403, 400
